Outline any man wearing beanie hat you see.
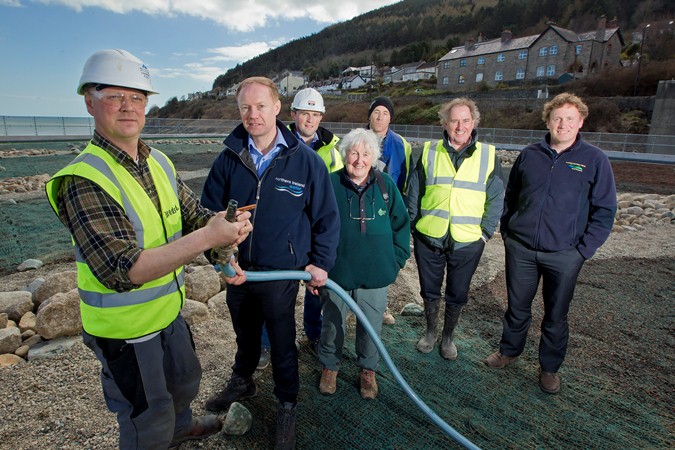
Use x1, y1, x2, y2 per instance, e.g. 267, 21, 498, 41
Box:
367, 96, 412, 194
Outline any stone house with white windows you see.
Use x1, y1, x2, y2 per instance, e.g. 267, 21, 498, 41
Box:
437, 16, 624, 91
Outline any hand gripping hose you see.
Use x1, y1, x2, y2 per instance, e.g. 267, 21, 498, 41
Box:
216, 264, 481, 450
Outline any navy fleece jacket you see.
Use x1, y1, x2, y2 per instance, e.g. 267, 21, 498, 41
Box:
501, 133, 617, 260
200, 120, 339, 271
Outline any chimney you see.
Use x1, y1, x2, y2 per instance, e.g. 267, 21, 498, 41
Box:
608, 16, 618, 28
465, 38, 476, 51
596, 14, 607, 41
501, 30, 512, 43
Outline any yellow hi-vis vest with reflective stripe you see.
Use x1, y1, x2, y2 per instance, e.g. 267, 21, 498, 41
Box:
415, 140, 495, 242
45, 143, 185, 339
317, 134, 344, 172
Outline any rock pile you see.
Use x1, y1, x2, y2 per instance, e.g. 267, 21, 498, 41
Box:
0, 174, 50, 195
0, 259, 226, 367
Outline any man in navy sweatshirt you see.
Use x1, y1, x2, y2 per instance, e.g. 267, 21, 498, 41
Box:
484, 93, 617, 395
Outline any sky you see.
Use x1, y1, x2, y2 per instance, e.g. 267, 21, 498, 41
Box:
0, 0, 400, 117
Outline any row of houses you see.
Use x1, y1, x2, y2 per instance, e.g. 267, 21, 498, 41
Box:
208, 16, 668, 100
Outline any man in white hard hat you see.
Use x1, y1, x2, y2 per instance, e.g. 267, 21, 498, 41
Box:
289, 87, 342, 354
46, 49, 252, 449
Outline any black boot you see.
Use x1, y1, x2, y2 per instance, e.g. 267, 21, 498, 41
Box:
440, 305, 463, 360
417, 299, 441, 353
275, 401, 297, 450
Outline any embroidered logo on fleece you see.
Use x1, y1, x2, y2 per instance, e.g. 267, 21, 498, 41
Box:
378, 208, 387, 216
566, 162, 586, 172
274, 177, 305, 197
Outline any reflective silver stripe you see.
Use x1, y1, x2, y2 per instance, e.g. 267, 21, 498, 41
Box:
421, 208, 450, 219
79, 271, 184, 308
330, 148, 337, 169
451, 216, 482, 225
166, 229, 182, 243
77, 154, 147, 247
150, 150, 179, 195
426, 142, 454, 186
454, 180, 486, 190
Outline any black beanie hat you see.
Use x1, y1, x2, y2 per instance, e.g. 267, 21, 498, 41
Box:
368, 96, 394, 119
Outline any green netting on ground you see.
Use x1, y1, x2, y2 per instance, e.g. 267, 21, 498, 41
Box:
0, 197, 72, 271
222, 316, 672, 449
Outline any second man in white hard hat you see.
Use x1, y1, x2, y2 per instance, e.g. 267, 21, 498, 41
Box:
289, 87, 342, 355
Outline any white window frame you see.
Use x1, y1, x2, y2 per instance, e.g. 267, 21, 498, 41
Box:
539, 47, 548, 56
516, 68, 525, 79
576, 45, 583, 55
458, 74, 466, 84
497, 53, 505, 62
477, 56, 485, 65
442, 76, 449, 85
518, 50, 527, 60
495, 70, 503, 81
546, 65, 555, 76
536, 66, 545, 77
460, 59, 467, 67
475, 72, 483, 82
550, 45, 558, 55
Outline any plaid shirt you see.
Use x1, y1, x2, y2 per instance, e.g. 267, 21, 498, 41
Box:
55, 131, 214, 292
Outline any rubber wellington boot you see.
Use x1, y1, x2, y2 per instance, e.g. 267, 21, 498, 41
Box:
417, 299, 441, 353
440, 305, 463, 360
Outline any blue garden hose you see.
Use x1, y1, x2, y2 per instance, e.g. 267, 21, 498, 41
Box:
216, 264, 480, 450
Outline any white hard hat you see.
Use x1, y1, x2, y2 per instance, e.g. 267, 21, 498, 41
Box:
291, 88, 325, 113
77, 49, 158, 95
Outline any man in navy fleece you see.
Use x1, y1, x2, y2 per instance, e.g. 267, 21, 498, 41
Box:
484, 93, 617, 395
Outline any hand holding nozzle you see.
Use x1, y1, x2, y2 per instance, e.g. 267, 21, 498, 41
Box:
213, 200, 255, 279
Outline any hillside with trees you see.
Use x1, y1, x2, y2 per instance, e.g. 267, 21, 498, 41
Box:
149, 0, 674, 133
211, 0, 670, 89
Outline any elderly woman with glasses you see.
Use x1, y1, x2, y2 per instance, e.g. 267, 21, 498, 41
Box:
317, 128, 410, 400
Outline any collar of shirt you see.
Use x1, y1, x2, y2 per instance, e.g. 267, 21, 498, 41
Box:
248, 128, 288, 176
294, 130, 319, 147
92, 130, 151, 165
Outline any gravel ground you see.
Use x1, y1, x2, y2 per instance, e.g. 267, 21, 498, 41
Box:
0, 159, 673, 449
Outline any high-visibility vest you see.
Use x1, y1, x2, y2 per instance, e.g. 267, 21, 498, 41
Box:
415, 140, 495, 242
317, 134, 343, 172
287, 124, 343, 172
45, 143, 185, 339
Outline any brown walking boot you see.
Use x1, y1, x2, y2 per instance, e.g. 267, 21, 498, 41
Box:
483, 351, 518, 368
359, 369, 378, 400
539, 370, 561, 394
319, 368, 337, 395
169, 415, 223, 449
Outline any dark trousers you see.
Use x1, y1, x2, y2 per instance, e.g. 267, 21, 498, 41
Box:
303, 288, 323, 341
499, 236, 586, 372
413, 235, 485, 307
227, 278, 300, 404
83, 315, 200, 450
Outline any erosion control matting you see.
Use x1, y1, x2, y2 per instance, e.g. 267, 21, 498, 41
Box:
218, 257, 674, 449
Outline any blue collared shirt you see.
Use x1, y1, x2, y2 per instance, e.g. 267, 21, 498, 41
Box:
294, 130, 318, 148
248, 129, 288, 176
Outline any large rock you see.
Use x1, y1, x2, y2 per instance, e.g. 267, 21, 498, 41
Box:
27, 336, 81, 361
33, 270, 78, 307
0, 291, 34, 322
0, 353, 26, 367
35, 289, 82, 339
0, 313, 7, 329
18, 311, 37, 333
17, 259, 43, 271
223, 402, 253, 435
0, 327, 22, 354
184, 266, 221, 303
180, 299, 210, 326
207, 291, 229, 319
